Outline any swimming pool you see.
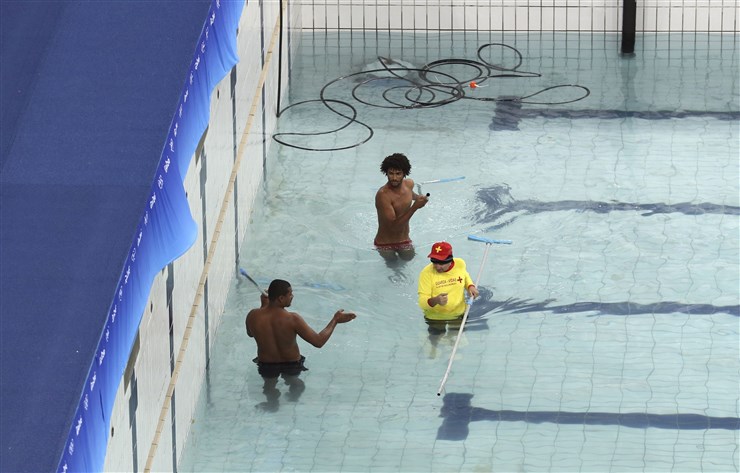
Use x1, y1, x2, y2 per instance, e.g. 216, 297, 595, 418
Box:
179, 31, 739, 472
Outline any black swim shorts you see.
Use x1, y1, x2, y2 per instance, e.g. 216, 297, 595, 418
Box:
253, 355, 308, 378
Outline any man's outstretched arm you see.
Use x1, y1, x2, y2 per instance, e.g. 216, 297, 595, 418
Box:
294, 310, 356, 348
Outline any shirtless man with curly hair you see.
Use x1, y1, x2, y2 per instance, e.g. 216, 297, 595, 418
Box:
374, 153, 429, 262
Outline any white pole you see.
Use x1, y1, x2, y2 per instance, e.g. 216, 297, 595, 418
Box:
436, 235, 512, 396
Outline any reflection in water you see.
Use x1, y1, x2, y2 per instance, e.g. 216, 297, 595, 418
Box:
438, 393, 740, 441
376, 246, 416, 285
475, 184, 740, 231
256, 375, 306, 413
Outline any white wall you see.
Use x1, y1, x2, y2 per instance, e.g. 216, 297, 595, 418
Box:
103, 1, 301, 471
300, 0, 739, 33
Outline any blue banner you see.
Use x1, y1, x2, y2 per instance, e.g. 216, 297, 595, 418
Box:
57, 1, 244, 471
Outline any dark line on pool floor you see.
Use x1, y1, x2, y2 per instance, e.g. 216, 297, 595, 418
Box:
475, 185, 740, 232
467, 287, 739, 322
438, 393, 740, 440
490, 100, 740, 131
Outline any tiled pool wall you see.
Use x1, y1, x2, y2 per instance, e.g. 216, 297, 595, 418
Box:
103, 2, 299, 471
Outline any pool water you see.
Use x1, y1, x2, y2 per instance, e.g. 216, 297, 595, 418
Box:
179, 32, 739, 472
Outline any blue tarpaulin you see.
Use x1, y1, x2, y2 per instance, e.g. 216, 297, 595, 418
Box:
0, 1, 243, 471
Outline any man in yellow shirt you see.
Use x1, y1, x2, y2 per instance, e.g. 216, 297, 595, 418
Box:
418, 241, 479, 335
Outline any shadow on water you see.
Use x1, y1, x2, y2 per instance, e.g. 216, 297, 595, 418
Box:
256, 375, 306, 413
437, 393, 740, 441
475, 184, 740, 232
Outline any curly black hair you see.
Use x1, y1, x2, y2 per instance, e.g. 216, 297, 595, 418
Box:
380, 153, 411, 176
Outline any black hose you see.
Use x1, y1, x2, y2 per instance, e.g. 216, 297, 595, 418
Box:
273, 43, 591, 151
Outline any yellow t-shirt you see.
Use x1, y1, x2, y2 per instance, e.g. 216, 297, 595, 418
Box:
417, 258, 474, 320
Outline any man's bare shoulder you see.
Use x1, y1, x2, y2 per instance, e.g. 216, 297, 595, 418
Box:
285, 310, 304, 321
261, 307, 301, 321
246, 306, 264, 317
375, 185, 393, 203
246, 306, 277, 322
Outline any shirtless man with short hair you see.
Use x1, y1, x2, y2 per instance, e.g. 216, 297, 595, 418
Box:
374, 153, 429, 262
246, 279, 356, 378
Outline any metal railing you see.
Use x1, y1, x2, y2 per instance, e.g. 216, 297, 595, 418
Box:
298, 1, 738, 33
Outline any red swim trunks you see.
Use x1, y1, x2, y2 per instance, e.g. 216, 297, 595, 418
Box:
374, 239, 413, 251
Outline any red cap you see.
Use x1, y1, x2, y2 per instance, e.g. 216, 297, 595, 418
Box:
428, 241, 453, 261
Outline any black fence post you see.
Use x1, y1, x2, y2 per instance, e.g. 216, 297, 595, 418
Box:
621, 0, 637, 54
